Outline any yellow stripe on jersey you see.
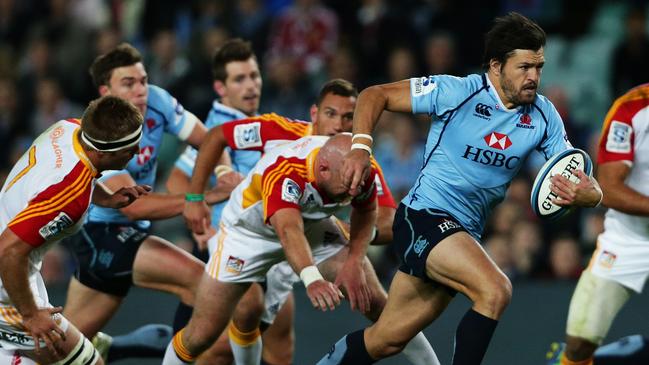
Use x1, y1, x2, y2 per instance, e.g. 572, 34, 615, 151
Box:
9, 169, 92, 226
261, 160, 291, 195
262, 163, 307, 219
306, 148, 320, 182
258, 113, 310, 137
73, 129, 98, 175
262, 163, 308, 199
598, 87, 649, 145
4, 146, 37, 193
207, 224, 226, 278
242, 174, 263, 209
0, 306, 24, 330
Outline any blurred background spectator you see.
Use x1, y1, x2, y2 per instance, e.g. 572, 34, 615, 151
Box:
1, 0, 646, 286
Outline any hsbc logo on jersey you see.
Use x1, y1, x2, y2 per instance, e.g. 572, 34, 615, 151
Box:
137, 146, 154, 165
39, 212, 74, 240
484, 132, 512, 150
461, 133, 520, 169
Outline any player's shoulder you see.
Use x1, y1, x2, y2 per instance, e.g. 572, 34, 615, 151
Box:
146, 84, 171, 105
609, 84, 649, 114
207, 100, 248, 127
412, 73, 484, 99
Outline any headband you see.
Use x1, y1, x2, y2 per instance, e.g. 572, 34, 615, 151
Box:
81, 125, 143, 152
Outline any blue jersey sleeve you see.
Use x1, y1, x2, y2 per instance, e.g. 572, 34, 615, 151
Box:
410, 75, 477, 117
174, 146, 197, 177
535, 96, 572, 160
172, 101, 247, 178
148, 85, 195, 140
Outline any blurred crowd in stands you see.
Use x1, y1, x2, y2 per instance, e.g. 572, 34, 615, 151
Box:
1, 0, 648, 285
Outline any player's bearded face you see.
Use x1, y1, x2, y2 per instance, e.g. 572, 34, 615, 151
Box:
499, 49, 544, 106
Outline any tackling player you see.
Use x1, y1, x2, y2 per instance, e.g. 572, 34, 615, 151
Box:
0, 96, 148, 365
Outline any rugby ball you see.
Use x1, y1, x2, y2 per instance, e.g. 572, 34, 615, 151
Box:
530, 148, 593, 220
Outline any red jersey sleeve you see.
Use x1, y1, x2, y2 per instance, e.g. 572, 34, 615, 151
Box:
261, 157, 307, 223
370, 158, 397, 209
221, 113, 311, 152
8, 162, 93, 246
351, 168, 378, 208
597, 94, 646, 164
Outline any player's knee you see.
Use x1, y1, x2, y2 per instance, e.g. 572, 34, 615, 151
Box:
476, 274, 512, 314
233, 286, 265, 331
365, 326, 409, 359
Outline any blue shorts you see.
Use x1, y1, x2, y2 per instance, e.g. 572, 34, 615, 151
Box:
393, 203, 466, 293
65, 222, 148, 297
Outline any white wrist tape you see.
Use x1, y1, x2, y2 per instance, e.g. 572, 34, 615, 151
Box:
352, 134, 373, 143
299, 265, 324, 288
595, 190, 604, 207
214, 165, 233, 178
351, 143, 372, 155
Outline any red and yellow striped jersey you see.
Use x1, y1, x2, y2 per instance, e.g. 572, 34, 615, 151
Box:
0, 119, 98, 278
220, 136, 377, 238
221, 113, 396, 209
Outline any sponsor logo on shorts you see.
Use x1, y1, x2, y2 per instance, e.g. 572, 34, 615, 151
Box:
606, 121, 631, 153
267, 302, 280, 316
226, 256, 245, 275
413, 235, 430, 257
233, 122, 262, 149
39, 212, 73, 240
0, 329, 30, 346
281, 178, 302, 204
598, 250, 617, 269
438, 219, 461, 233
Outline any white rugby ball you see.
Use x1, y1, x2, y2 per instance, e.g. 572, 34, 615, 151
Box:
530, 148, 593, 220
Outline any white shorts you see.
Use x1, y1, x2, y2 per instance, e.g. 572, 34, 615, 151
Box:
587, 231, 649, 293
206, 216, 347, 284
261, 262, 299, 324
0, 348, 37, 364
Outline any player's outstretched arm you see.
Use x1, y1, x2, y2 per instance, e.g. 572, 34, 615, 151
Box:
0, 229, 66, 356
270, 208, 344, 311
92, 181, 151, 209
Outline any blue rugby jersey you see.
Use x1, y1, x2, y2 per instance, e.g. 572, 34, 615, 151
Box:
406, 74, 570, 238
174, 100, 261, 225
88, 85, 198, 228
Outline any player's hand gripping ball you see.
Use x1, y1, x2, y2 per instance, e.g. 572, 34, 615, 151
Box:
530, 148, 593, 220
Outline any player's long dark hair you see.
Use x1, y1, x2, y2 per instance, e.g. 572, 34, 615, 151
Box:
482, 12, 546, 70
